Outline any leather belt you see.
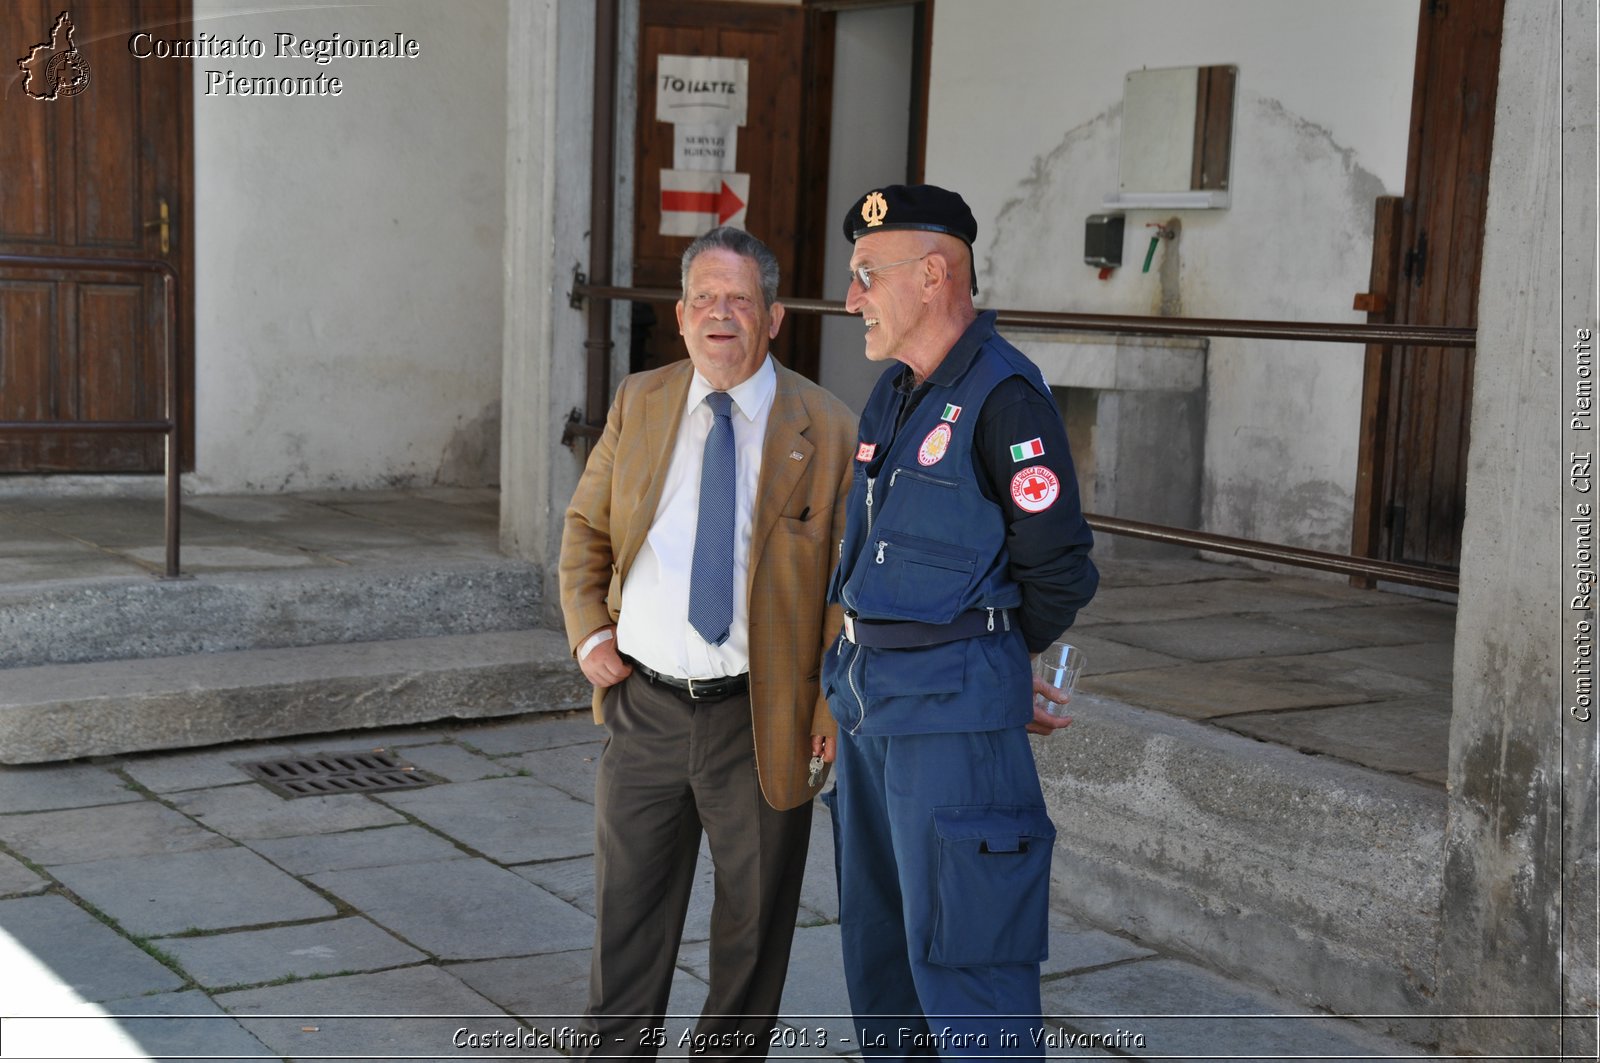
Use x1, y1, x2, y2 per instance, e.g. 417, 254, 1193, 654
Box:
624, 655, 749, 703
842, 607, 1011, 649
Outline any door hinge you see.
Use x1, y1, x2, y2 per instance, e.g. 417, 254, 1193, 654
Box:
1402, 231, 1427, 288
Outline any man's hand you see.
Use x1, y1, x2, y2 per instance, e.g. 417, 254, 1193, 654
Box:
811, 733, 836, 764
1026, 675, 1073, 736
578, 630, 632, 688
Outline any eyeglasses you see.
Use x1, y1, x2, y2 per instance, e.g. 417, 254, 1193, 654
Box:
848, 254, 931, 291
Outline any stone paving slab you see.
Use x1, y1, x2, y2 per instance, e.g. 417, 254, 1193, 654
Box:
1053, 630, 1185, 676
154, 915, 427, 989
120, 741, 298, 793
799, 805, 838, 924
766, 923, 856, 1056
376, 775, 594, 863
1041, 910, 1157, 975
510, 848, 720, 944
93, 989, 279, 1060
1091, 614, 1359, 663
0, 761, 140, 812
393, 741, 507, 782
1082, 659, 1378, 719
1281, 601, 1457, 646
14, 501, 239, 549
449, 949, 593, 1020
47, 846, 338, 937
0, 849, 47, 895
0, 547, 143, 586
123, 543, 323, 572
287, 722, 455, 753
2, 991, 276, 1062
1093, 558, 1272, 588
1245, 650, 1444, 699
452, 712, 605, 757
171, 784, 408, 840
0, 799, 232, 865
504, 741, 605, 802
1, 894, 185, 1007
1078, 579, 1362, 625
219, 964, 512, 1061
1328, 641, 1456, 687
1039, 957, 1418, 1061
310, 856, 595, 960
246, 823, 470, 875
1219, 696, 1453, 779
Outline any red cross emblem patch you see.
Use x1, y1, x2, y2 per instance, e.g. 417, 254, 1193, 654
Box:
1009, 465, 1060, 513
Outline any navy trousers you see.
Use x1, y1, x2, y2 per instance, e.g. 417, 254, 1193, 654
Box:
825, 727, 1055, 1061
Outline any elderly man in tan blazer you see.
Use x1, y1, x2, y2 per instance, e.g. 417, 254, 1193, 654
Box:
560, 225, 855, 1059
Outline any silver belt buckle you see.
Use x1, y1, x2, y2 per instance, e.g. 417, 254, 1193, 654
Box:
843, 614, 857, 644
685, 676, 706, 700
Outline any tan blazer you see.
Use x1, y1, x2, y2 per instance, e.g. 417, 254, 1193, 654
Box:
559, 358, 857, 811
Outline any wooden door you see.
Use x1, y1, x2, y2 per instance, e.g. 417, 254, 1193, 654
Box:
632, 0, 832, 379
0, 0, 193, 472
1353, 0, 1502, 572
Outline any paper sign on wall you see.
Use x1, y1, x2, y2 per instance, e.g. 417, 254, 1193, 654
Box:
674, 123, 738, 172
656, 55, 748, 127
660, 170, 749, 236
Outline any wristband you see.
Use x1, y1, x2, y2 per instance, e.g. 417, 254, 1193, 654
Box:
577, 628, 615, 661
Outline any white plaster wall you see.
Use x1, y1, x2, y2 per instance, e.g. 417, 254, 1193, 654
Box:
925, 0, 1417, 550
817, 5, 916, 412
190, 0, 507, 492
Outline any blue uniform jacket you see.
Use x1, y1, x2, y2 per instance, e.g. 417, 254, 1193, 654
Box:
825, 315, 1092, 735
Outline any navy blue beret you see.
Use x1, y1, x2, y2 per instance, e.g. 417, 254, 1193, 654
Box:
843, 184, 978, 247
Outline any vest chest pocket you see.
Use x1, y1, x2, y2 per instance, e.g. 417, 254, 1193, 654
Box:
854, 531, 977, 624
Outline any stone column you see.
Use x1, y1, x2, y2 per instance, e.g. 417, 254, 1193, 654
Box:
500, 0, 632, 627
1438, 0, 1597, 1054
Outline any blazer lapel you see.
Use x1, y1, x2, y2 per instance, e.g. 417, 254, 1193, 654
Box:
617, 363, 692, 577
748, 365, 813, 587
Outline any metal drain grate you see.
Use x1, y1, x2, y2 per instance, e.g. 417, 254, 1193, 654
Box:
238, 750, 440, 799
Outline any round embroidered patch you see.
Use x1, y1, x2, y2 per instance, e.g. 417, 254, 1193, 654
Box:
917, 423, 952, 466
1009, 465, 1060, 513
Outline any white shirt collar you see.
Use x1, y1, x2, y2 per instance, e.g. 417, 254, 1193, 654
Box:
688, 355, 777, 423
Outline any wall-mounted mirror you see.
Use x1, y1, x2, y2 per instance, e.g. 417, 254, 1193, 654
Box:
1106, 64, 1237, 209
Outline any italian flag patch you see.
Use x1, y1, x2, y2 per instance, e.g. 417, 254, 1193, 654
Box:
941, 403, 962, 422
1009, 438, 1045, 462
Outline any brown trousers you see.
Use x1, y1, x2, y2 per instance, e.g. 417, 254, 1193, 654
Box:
579, 670, 813, 1061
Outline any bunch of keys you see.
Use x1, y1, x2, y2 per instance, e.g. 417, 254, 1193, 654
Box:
807, 753, 826, 788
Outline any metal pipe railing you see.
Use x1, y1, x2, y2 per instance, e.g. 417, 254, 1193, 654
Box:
571, 284, 1478, 348
0, 253, 183, 579
569, 282, 1472, 593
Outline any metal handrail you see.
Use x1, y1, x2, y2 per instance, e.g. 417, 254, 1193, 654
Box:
572, 284, 1478, 347
0, 253, 182, 578
570, 282, 1470, 593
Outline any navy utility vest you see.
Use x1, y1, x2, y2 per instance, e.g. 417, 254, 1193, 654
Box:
825, 320, 1051, 735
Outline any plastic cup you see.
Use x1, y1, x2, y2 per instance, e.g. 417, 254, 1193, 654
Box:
1033, 641, 1086, 717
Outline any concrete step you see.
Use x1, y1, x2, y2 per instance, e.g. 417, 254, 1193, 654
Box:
1034, 693, 1447, 1044
0, 630, 589, 764
0, 561, 543, 669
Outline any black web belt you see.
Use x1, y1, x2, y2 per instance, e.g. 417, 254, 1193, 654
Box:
624, 655, 749, 702
842, 608, 1011, 649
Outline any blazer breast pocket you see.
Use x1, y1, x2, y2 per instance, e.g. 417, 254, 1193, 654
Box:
777, 512, 826, 542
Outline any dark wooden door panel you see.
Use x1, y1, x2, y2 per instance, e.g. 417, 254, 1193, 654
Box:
632, 0, 811, 376
0, 0, 192, 473
1357, 0, 1501, 573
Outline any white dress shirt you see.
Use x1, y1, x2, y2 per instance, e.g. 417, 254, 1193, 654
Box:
616, 356, 775, 680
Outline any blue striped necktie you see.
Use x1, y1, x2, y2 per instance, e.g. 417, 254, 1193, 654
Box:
689, 391, 736, 647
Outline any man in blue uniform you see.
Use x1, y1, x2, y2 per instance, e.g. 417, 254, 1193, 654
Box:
823, 184, 1098, 1058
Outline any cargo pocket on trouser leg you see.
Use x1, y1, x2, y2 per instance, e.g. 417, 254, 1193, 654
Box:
928, 805, 1056, 967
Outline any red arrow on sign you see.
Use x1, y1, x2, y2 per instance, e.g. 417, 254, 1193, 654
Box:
661, 180, 746, 224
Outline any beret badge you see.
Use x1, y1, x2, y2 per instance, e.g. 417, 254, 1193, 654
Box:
861, 191, 888, 228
